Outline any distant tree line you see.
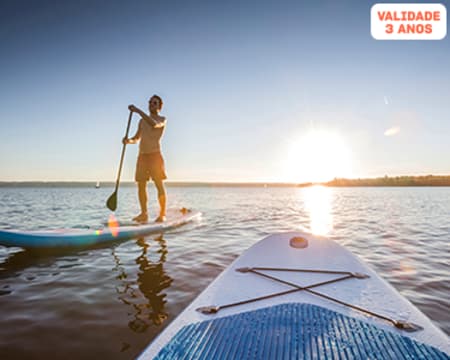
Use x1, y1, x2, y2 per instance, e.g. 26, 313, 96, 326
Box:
324, 175, 450, 187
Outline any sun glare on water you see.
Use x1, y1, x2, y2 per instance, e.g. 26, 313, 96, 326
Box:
284, 130, 352, 183
302, 185, 333, 236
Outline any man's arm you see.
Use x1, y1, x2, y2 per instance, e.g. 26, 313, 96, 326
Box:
129, 105, 156, 125
123, 121, 142, 144
129, 105, 166, 128
152, 117, 166, 129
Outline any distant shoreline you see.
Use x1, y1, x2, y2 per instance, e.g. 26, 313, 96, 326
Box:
0, 175, 449, 187
323, 175, 450, 187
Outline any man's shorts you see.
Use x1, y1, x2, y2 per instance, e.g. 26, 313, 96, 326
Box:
135, 152, 167, 182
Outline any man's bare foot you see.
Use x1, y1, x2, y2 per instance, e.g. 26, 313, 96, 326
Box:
154, 215, 166, 223
132, 213, 148, 223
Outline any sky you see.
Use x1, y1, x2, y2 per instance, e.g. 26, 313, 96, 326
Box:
0, 0, 449, 183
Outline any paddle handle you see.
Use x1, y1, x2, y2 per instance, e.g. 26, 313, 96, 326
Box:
114, 110, 133, 192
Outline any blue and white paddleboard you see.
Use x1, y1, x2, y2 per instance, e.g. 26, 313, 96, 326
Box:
139, 232, 449, 359
0, 208, 200, 249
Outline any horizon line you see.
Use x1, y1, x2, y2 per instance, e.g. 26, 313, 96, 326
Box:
1, 174, 449, 188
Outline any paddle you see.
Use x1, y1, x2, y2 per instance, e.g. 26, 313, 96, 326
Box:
106, 110, 134, 211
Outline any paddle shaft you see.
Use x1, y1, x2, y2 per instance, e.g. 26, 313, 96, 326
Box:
113, 110, 133, 192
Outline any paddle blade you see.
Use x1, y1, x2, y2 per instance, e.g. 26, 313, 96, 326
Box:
106, 191, 117, 211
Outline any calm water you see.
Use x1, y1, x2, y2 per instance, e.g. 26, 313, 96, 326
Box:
0, 186, 449, 359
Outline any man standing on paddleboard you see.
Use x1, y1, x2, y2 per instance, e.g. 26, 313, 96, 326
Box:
123, 95, 167, 223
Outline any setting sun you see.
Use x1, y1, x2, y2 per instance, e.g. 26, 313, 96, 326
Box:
284, 130, 352, 183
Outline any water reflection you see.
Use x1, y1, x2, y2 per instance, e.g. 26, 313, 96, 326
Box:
0, 249, 35, 279
0, 248, 72, 280
302, 185, 333, 236
113, 235, 172, 333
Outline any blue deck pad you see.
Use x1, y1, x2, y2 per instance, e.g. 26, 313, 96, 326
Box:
155, 303, 449, 359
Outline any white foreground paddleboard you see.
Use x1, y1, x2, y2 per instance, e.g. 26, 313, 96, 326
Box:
0, 208, 200, 249
140, 232, 449, 359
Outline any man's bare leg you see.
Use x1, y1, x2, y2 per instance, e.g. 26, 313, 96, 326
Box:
133, 181, 149, 222
154, 179, 166, 222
